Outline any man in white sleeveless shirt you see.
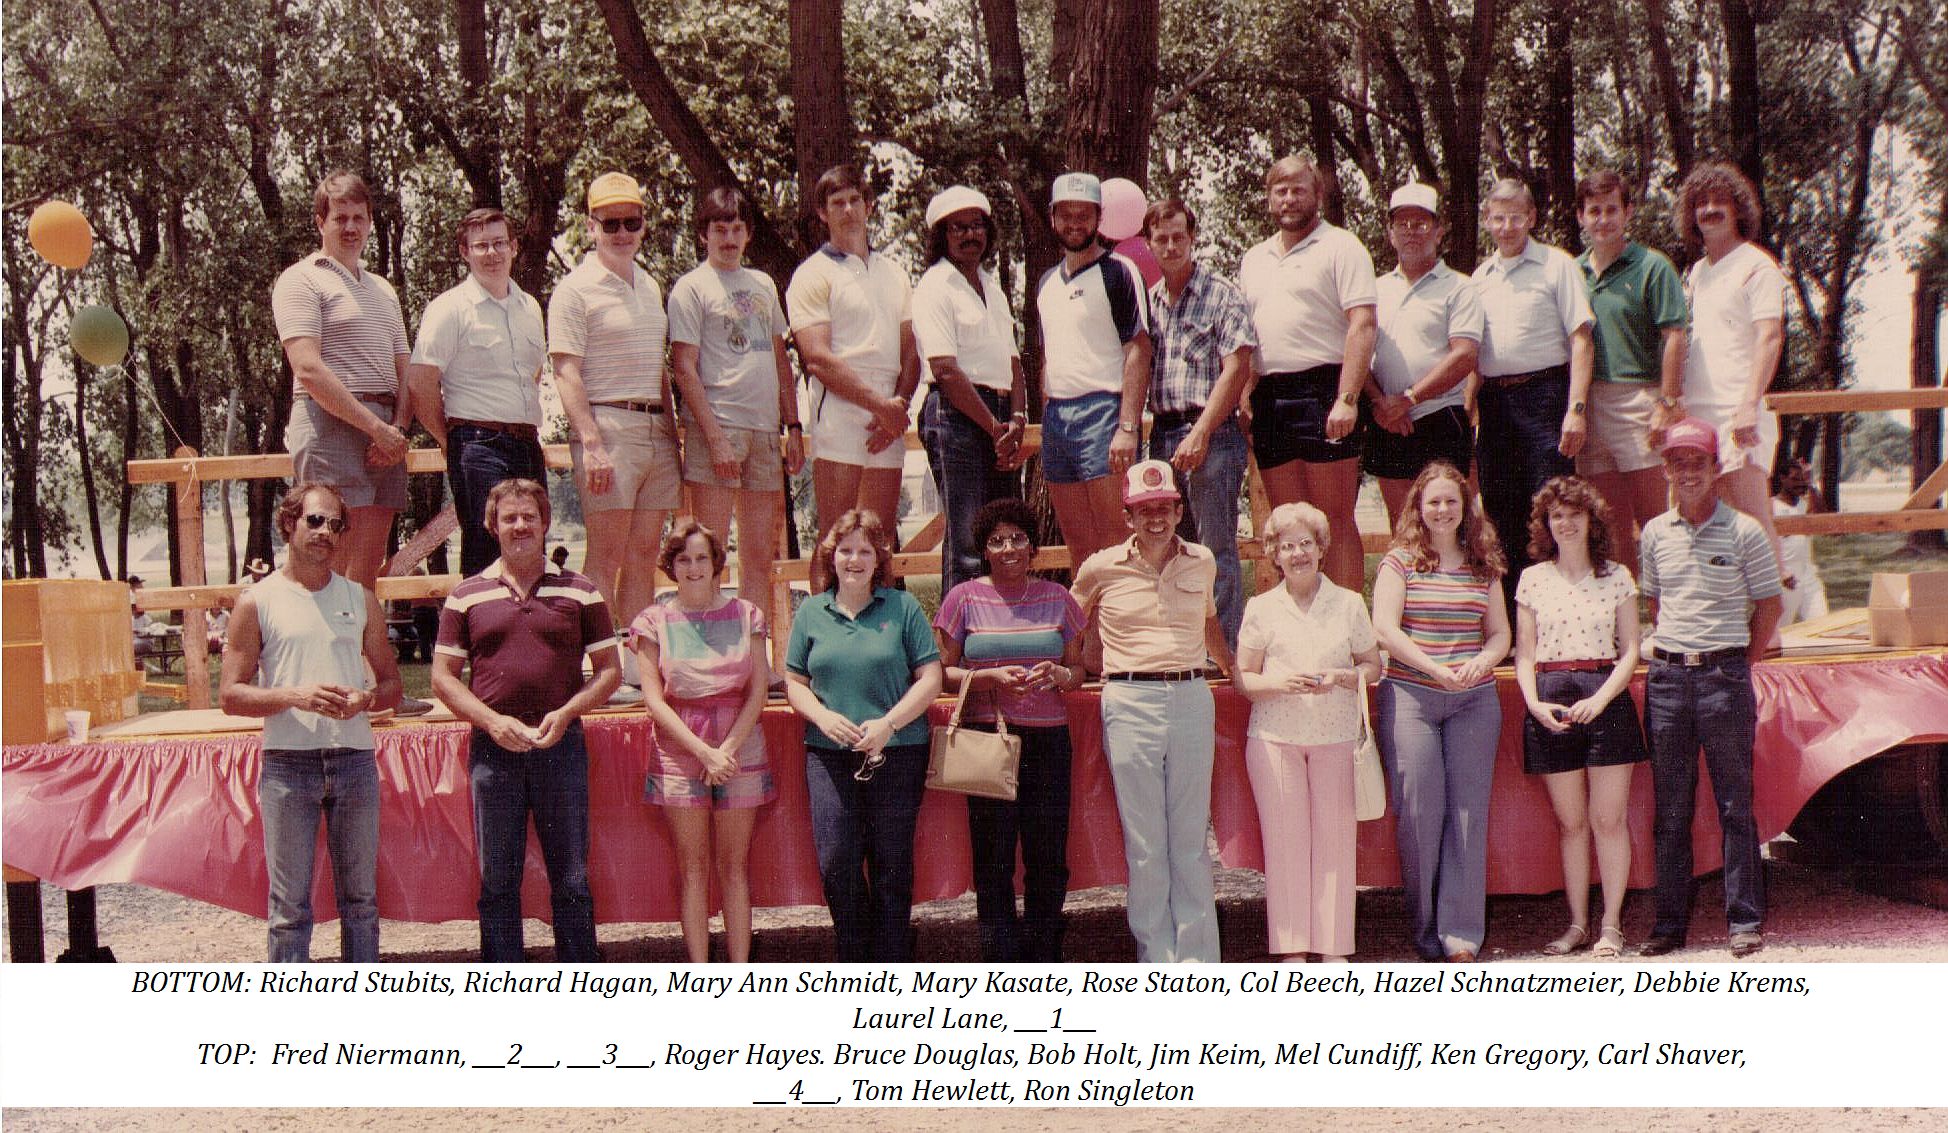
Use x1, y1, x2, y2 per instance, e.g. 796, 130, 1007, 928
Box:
221, 482, 401, 962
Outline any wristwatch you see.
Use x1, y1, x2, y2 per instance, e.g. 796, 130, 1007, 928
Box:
1656, 394, 1680, 410
1569, 400, 1586, 414
1339, 391, 1358, 408
1117, 422, 1139, 434
1403, 386, 1420, 407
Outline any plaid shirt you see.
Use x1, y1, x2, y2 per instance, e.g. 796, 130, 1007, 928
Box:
1148, 264, 1256, 414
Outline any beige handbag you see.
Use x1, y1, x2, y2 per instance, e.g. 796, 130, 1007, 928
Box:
1353, 674, 1387, 821
927, 677, 1022, 801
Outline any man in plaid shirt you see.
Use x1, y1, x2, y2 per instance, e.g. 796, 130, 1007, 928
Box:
1141, 198, 1257, 646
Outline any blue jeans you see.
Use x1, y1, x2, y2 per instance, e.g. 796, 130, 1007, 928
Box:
1150, 415, 1246, 647
448, 425, 547, 577
1476, 369, 1574, 613
920, 387, 1021, 595
1645, 657, 1764, 939
1378, 680, 1502, 959
804, 743, 929, 961
258, 748, 380, 963
1100, 679, 1221, 963
965, 724, 1073, 962
470, 722, 598, 962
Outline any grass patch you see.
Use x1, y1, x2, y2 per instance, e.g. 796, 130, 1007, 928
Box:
1809, 533, 1948, 610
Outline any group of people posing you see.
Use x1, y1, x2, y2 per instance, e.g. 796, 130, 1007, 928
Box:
220, 152, 1789, 966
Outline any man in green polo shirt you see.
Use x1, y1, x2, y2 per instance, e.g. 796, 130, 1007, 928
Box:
1575, 170, 1689, 573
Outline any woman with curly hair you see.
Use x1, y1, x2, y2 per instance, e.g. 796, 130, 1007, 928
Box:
1511, 477, 1647, 960
1371, 460, 1510, 962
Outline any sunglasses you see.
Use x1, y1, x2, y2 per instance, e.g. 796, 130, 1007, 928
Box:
985, 532, 1031, 551
596, 216, 645, 234
853, 750, 887, 782
303, 513, 347, 534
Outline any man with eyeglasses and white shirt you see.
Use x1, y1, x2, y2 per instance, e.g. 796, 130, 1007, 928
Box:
409, 207, 548, 578
550, 172, 674, 656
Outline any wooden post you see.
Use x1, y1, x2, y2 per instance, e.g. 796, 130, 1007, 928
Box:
172, 445, 211, 709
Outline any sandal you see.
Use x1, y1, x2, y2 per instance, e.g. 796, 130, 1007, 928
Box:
1542, 924, 1588, 956
1593, 925, 1625, 959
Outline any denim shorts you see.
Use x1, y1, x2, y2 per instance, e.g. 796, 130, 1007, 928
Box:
1041, 390, 1121, 484
1359, 403, 1474, 481
1249, 365, 1362, 468
1521, 667, 1650, 775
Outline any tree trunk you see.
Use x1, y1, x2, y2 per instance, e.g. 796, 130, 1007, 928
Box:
1411, 0, 1498, 272
74, 366, 112, 579
1718, 0, 1764, 232
977, 0, 1059, 406
1910, 227, 1946, 553
1308, 93, 1343, 226
1057, 0, 1159, 183
1542, 0, 1579, 250
790, 0, 856, 247
1641, 0, 1694, 181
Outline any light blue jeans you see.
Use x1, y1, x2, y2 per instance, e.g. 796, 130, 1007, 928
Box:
1377, 680, 1501, 959
259, 748, 381, 963
1149, 417, 1246, 648
1100, 679, 1220, 962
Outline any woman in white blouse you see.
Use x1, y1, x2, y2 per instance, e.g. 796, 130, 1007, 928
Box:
1235, 503, 1383, 961
1512, 476, 1647, 959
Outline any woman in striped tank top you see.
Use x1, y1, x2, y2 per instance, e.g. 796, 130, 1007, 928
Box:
1371, 460, 1511, 962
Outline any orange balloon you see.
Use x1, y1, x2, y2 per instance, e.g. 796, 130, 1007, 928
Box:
28, 201, 93, 270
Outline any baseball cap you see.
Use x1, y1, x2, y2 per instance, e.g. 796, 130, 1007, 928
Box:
925, 186, 992, 230
1051, 172, 1103, 207
1122, 459, 1181, 506
587, 172, 645, 212
1389, 183, 1441, 217
1659, 417, 1719, 458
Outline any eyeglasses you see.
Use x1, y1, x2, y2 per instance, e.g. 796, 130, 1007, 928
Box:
853, 750, 887, 782
467, 238, 512, 255
946, 220, 987, 236
985, 533, 1031, 551
302, 513, 347, 534
1276, 538, 1319, 553
596, 216, 645, 234
1389, 219, 1436, 234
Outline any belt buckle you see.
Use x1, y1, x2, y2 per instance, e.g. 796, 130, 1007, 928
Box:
1682, 651, 1703, 667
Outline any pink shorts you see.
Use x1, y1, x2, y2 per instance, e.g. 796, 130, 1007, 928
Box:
645, 696, 775, 809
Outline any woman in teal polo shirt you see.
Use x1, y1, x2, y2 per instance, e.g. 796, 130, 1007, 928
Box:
784, 509, 943, 961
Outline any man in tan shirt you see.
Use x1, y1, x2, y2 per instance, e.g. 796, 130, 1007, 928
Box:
1071, 459, 1235, 962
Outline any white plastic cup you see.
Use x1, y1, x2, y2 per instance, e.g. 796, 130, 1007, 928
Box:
64, 709, 91, 743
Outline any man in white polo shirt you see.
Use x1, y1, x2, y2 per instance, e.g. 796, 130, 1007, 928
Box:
1036, 171, 1153, 575
1472, 177, 1595, 606
1363, 183, 1482, 526
408, 207, 547, 578
272, 170, 413, 589
787, 163, 921, 539
549, 171, 674, 636
914, 185, 1027, 594
1237, 154, 1377, 591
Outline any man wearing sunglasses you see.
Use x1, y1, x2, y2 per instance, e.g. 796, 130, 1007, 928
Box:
549, 172, 674, 684
408, 207, 547, 577
220, 482, 402, 961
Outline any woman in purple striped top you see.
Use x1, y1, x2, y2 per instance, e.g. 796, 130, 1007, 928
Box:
1371, 460, 1511, 962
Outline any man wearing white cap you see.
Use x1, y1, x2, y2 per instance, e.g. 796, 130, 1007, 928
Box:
1036, 172, 1153, 572
914, 185, 1027, 593
1071, 458, 1235, 962
549, 171, 673, 651
1363, 183, 1482, 526
787, 163, 921, 539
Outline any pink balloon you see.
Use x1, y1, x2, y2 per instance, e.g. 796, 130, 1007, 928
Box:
1113, 237, 1163, 289
1099, 177, 1148, 242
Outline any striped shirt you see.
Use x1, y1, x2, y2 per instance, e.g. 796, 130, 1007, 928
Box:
1147, 264, 1256, 414
934, 578, 1085, 726
272, 254, 409, 396
627, 596, 766, 703
435, 561, 616, 724
547, 253, 667, 404
1638, 502, 1782, 652
1379, 547, 1497, 690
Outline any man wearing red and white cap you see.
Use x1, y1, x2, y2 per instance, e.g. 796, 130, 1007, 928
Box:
1636, 417, 1781, 960
1071, 459, 1235, 962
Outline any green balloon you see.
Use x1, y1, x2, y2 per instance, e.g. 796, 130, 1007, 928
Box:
71, 305, 129, 366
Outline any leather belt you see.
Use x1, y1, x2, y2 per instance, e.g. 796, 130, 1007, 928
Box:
1535, 659, 1614, 674
1650, 646, 1745, 668
1486, 364, 1568, 389
353, 392, 398, 409
593, 399, 664, 414
447, 417, 539, 441
1104, 668, 1209, 683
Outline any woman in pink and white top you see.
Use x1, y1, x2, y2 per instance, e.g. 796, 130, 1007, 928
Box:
1234, 502, 1382, 962
629, 519, 773, 962
1512, 476, 1646, 960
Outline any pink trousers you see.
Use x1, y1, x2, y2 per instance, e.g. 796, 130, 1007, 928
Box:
1243, 737, 1359, 956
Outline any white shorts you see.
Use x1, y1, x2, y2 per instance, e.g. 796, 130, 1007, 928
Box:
1690, 401, 1780, 477
808, 370, 905, 470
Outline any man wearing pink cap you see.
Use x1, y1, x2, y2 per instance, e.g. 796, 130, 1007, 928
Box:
1636, 418, 1781, 959
1071, 459, 1235, 962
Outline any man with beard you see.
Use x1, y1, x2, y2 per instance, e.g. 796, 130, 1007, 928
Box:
913, 186, 1028, 594
1237, 154, 1378, 591
1036, 172, 1153, 575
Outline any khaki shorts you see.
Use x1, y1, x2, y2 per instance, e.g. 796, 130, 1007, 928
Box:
571, 403, 682, 513
1577, 381, 1662, 476
681, 420, 785, 490
809, 371, 906, 470
284, 397, 408, 510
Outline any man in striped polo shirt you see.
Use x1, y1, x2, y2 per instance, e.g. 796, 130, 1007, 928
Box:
273, 170, 413, 588
432, 478, 621, 961
1636, 418, 1781, 959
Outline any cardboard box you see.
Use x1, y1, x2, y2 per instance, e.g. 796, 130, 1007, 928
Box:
1867, 570, 1948, 648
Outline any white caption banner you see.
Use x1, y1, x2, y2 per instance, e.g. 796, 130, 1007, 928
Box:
1, 963, 1940, 1107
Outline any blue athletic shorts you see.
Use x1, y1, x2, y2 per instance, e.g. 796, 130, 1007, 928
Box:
1040, 391, 1121, 484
